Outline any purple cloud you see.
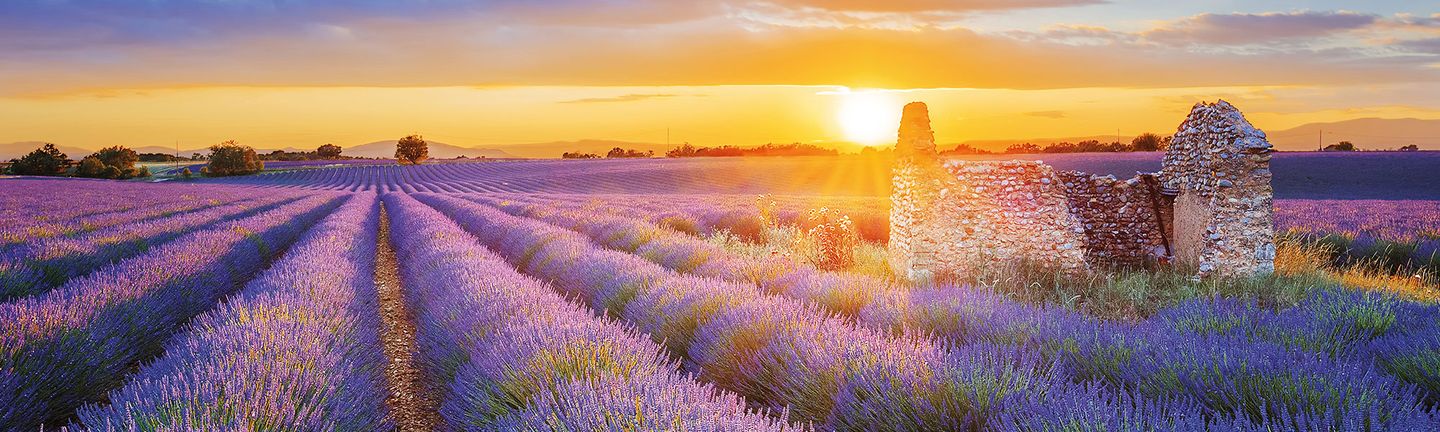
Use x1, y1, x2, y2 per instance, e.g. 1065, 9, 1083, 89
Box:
1397, 38, 1440, 54
1144, 11, 1377, 45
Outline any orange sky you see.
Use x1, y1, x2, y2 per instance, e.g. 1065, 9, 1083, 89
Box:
0, 1, 1437, 151
4, 85, 1437, 151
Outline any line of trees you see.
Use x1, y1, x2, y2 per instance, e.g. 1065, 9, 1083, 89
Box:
940, 133, 1173, 156
562, 147, 654, 159
257, 143, 352, 161
665, 142, 839, 158
7, 137, 439, 179
5, 143, 150, 179
1320, 142, 1424, 152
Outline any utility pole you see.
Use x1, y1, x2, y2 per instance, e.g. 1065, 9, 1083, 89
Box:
666, 127, 671, 147
1318, 129, 1322, 151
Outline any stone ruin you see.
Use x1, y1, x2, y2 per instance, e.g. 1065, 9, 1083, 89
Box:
889, 100, 1276, 280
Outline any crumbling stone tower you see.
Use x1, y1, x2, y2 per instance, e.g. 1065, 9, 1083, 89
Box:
1159, 100, 1276, 276
888, 100, 1275, 280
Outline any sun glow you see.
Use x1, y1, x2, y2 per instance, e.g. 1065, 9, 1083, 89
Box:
837, 90, 904, 146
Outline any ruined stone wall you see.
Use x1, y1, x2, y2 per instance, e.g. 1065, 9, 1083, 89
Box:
1057, 172, 1167, 268
891, 160, 1089, 279
1158, 100, 1276, 276
890, 99, 1276, 280
890, 103, 1087, 279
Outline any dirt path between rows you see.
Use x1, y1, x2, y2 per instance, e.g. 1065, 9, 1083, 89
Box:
375, 205, 440, 431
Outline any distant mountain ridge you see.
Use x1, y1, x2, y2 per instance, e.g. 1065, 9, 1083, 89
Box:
946, 118, 1439, 153
1263, 118, 1439, 151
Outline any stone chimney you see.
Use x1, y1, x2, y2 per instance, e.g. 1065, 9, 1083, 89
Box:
896, 102, 937, 161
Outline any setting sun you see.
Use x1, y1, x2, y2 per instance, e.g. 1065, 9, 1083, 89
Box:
837, 90, 903, 145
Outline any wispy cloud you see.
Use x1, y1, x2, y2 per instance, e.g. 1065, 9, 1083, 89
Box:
560, 93, 682, 104
1025, 110, 1066, 118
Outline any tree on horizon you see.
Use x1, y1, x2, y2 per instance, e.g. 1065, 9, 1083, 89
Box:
8, 143, 70, 176
204, 140, 265, 176
317, 143, 343, 159
396, 135, 428, 165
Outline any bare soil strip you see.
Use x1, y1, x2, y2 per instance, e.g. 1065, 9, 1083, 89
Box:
376, 205, 440, 431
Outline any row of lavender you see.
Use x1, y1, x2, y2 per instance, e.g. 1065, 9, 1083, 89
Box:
74, 194, 393, 429
0, 182, 805, 429
0, 190, 345, 428
411, 194, 1440, 429
197, 156, 896, 195
0, 179, 279, 252
452, 193, 1440, 430
1274, 199, 1440, 271
471, 194, 897, 317
383, 193, 789, 430
417, 193, 1019, 429
0, 193, 303, 301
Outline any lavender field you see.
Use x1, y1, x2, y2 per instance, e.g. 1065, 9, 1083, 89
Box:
2, 154, 1439, 431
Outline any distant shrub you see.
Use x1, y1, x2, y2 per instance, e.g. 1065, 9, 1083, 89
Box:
801, 208, 859, 270
316, 143, 343, 159
205, 140, 265, 177
76, 156, 107, 178
396, 134, 428, 165
75, 146, 144, 179
8, 143, 70, 176
1324, 141, 1357, 152
94, 146, 139, 174
1130, 132, 1166, 151
605, 147, 653, 158
181, 167, 192, 178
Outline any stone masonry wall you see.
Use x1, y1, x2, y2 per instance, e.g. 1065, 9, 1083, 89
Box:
890, 99, 1277, 279
1158, 100, 1276, 276
889, 102, 1088, 279
1057, 171, 1168, 268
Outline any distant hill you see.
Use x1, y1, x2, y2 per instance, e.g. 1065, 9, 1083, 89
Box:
345, 140, 513, 159
0, 141, 92, 161
1265, 118, 1440, 151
